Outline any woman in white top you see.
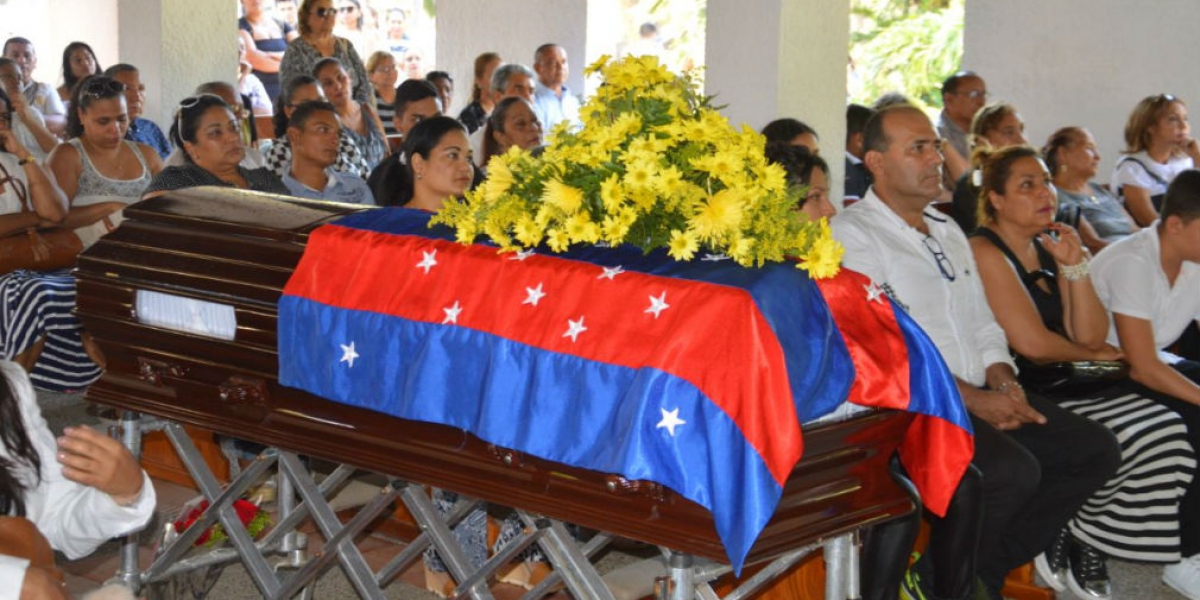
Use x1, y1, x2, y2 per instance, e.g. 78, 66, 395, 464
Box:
1112, 94, 1200, 227
0, 360, 154, 599
46, 75, 162, 233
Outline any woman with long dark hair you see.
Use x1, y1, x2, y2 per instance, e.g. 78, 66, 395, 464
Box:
47, 76, 162, 230
56, 42, 101, 102
0, 359, 154, 596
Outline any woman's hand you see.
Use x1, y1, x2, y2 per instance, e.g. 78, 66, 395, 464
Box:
56, 426, 144, 505
0, 129, 30, 159
1038, 222, 1087, 267
1090, 344, 1125, 362
1184, 136, 1200, 164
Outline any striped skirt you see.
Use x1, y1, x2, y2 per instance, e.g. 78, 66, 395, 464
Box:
0, 269, 102, 392
1060, 390, 1197, 562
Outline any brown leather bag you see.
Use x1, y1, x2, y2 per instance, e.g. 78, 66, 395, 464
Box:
0, 159, 83, 275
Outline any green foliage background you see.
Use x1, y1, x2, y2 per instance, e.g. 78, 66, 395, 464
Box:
848, 0, 964, 111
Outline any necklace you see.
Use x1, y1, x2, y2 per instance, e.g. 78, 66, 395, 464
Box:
82, 138, 126, 177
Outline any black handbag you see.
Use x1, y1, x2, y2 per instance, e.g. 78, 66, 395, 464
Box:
1014, 355, 1129, 397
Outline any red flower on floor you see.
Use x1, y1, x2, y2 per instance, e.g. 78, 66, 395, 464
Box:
172, 498, 270, 546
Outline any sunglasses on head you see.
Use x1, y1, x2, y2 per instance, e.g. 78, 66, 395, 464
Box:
82, 78, 126, 100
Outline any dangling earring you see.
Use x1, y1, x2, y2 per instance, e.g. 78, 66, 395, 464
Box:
416, 172, 424, 180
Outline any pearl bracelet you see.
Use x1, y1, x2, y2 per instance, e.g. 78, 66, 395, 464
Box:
1060, 258, 1090, 281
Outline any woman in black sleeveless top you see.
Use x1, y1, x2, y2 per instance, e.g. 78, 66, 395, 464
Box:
969, 145, 1196, 600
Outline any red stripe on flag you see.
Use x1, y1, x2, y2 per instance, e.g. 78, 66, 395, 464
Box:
817, 269, 972, 516
284, 224, 803, 485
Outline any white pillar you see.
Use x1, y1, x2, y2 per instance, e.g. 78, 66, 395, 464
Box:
435, 0, 587, 115
119, 0, 237, 128
705, 0, 850, 204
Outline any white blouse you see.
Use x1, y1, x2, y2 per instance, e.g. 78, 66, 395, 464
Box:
0, 361, 155, 598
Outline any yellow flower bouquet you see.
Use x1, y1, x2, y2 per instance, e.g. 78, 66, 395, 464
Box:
431, 55, 842, 278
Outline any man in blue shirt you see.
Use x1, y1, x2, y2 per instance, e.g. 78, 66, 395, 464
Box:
105, 64, 171, 159
282, 100, 374, 204
531, 44, 581, 131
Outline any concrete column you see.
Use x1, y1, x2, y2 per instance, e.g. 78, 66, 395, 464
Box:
118, 0, 237, 129
705, 0, 850, 205
435, 0, 587, 115
964, 0, 1200, 176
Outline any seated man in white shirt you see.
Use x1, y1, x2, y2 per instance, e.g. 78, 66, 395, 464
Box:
1091, 169, 1200, 597
1, 38, 65, 137
531, 43, 581, 132
832, 105, 1119, 600
282, 100, 374, 204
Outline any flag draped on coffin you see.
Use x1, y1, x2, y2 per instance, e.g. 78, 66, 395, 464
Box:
277, 207, 972, 572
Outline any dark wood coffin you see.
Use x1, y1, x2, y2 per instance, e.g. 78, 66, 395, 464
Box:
74, 188, 915, 566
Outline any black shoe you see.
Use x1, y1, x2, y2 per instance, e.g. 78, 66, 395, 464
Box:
1067, 539, 1112, 600
1033, 528, 1069, 591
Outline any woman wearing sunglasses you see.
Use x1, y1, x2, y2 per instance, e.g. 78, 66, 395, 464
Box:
279, 0, 371, 106
969, 145, 1196, 600
46, 76, 162, 231
143, 94, 287, 198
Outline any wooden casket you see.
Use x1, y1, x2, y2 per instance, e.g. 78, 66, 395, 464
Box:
74, 188, 915, 567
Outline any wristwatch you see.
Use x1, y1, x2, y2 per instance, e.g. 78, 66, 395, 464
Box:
17, 154, 35, 166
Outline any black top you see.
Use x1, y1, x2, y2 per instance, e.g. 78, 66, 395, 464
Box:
143, 163, 290, 197
970, 227, 1063, 333
458, 101, 488, 135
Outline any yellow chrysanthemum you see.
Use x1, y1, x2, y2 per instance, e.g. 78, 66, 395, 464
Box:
668, 229, 699, 261
601, 214, 631, 244
623, 158, 656, 191
599, 174, 624, 212
547, 228, 570, 253
541, 179, 584, 215
690, 189, 744, 241
514, 216, 543, 247
799, 236, 844, 279
483, 159, 515, 203
565, 213, 601, 244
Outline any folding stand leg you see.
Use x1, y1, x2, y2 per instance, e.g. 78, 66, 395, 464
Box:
825, 534, 852, 600
112, 410, 143, 592
272, 452, 394, 600
400, 484, 496, 600
516, 510, 617, 600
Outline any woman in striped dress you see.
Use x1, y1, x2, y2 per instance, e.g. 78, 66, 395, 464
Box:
969, 145, 1195, 600
0, 86, 83, 389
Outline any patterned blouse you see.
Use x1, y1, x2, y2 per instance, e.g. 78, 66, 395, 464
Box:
279, 37, 371, 104
143, 163, 289, 196
263, 129, 370, 180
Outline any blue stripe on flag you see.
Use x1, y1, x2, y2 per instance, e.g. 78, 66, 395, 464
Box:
279, 294, 781, 571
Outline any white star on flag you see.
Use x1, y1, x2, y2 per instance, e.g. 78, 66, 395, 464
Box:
865, 281, 886, 304
339, 342, 359, 368
442, 300, 462, 324
416, 249, 438, 274
645, 292, 670, 318
598, 265, 624, 280
510, 249, 535, 261
563, 316, 587, 342
701, 253, 729, 262
523, 283, 546, 306
656, 407, 686, 436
